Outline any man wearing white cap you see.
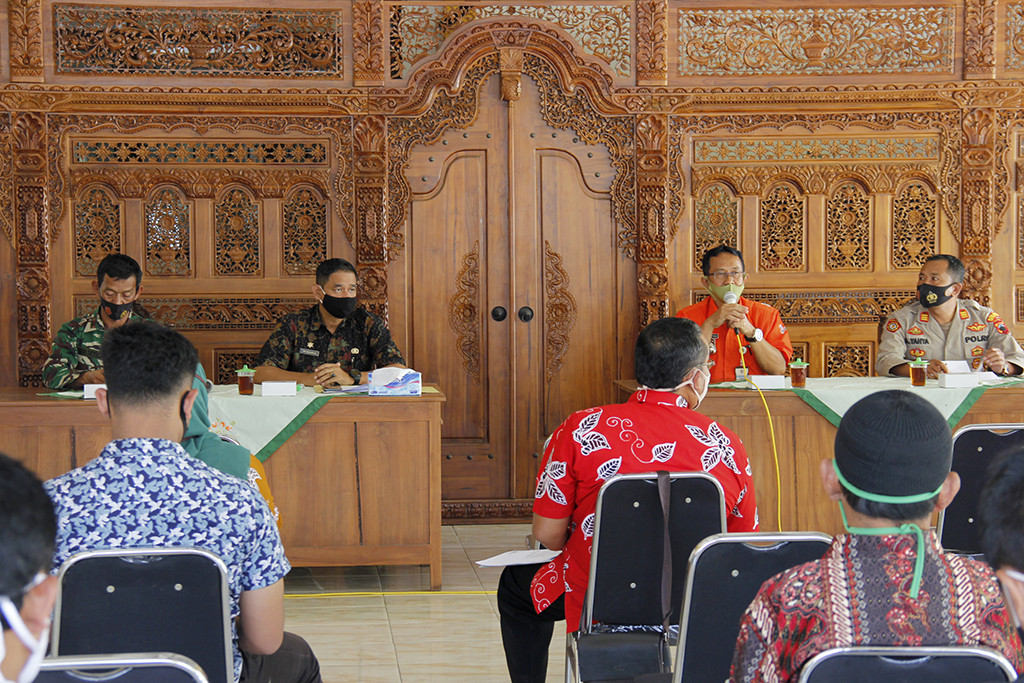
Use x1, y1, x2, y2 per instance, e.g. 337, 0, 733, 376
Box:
731, 390, 1023, 682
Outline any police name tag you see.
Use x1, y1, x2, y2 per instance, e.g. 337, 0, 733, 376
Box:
734, 366, 747, 381
298, 348, 320, 357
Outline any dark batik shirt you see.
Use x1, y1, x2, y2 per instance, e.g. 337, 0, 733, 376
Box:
254, 304, 404, 381
730, 532, 1024, 682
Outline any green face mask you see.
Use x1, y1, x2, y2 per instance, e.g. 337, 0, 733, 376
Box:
833, 460, 943, 599
707, 282, 744, 303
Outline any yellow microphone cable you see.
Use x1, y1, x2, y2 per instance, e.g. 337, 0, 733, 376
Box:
734, 329, 783, 532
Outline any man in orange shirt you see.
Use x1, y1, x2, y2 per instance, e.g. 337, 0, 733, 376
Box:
678, 245, 793, 383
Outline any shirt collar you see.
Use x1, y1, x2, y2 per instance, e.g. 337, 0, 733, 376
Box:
102, 438, 190, 459
630, 388, 690, 409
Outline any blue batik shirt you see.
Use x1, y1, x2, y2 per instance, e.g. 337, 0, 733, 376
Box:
45, 438, 291, 682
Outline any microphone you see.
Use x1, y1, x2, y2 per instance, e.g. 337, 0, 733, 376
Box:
723, 291, 739, 304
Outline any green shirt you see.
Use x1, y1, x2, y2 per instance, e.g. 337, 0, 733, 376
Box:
41, 306, 144, 389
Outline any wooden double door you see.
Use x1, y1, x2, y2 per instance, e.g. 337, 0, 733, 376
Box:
398, 74, 638, 501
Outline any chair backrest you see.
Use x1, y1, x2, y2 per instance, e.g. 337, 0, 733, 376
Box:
36, 653, 209, 683
937, 423, 1024, 555
796, 645, 1017, 682
581, 472, 726, 633
53, 547, 233, 683
675, 531, 832, 683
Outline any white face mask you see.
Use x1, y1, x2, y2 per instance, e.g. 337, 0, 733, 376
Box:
0, 573, 50, 683
674, 366, 710, 408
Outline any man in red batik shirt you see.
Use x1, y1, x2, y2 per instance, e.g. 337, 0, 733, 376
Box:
497, 317, 758, 683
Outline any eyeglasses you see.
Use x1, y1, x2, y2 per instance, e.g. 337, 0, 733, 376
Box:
707, 270, 747, 284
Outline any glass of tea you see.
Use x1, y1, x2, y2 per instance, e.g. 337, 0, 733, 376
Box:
789, 359, 809, 388
909, 359, 928, 387
237, 365, 255, 395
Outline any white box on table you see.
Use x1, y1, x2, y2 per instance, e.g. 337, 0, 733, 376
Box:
82, 383, 105, 399
938, 373, 980, 388
262, 381, 298, 396
747, 375, 787, 390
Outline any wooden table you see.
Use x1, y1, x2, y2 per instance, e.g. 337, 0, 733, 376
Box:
615, 381, 1024, 537
0, 387, 446, 589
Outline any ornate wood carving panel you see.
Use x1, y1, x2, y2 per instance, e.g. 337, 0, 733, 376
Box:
214, 350, 261, 385
759, 184, 805, 271
543, 241, 578, 382
388, 3, 632, 80
825, 343, 874, 378
891, 182, 937, 269
447, 241, 481, 384
73, 187, 122, 276
9, 0, 44, 82
677, 5, 956, 78
826, 183, 871, 271
53, 4, 344, 78
214, 187, 262, 276
144, 188, 192, 277
694, 185, 738, 265
74, 296, 309, 330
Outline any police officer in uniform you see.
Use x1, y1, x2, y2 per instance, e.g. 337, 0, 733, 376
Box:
877, 254, 1024, 378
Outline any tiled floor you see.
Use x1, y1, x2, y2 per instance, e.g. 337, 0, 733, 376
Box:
283, 524, 565, 682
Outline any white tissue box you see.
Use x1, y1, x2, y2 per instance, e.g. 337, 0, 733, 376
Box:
82, 383, 106, 399
938, 373, 980, 388
261, 381, 298, 396
748, 375, 787, 390
369, 370, 422, 396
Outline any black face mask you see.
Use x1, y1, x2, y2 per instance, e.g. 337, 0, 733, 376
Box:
321, 294, 358, 319
100, 298, 134, 322
917, 282, 954, 309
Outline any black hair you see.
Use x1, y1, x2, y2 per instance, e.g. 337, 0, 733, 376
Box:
0, 453, 56, 614
96, 253, 142, 290
635, 317, 706, 389
923, 254, 966, 284
101, 320, 198, 407
701, 245, 745, 276
840, 488, 938, 523
315, 258, 357, 287
979, 448, 1024, 571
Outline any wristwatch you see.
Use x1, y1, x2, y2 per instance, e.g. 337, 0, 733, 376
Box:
744, 328, 764, 343
349, 368, 362, 384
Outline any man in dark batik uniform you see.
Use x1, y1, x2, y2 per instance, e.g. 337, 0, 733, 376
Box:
730, 391, 1023, 682
254, 258, 404, 388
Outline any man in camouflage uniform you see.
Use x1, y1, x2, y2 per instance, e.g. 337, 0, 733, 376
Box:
42, 253, 146, 389
877, 254, 1024, 378
254, 258, 404, 388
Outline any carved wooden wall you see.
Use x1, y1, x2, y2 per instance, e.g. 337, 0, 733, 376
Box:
3, 0, 1024, 514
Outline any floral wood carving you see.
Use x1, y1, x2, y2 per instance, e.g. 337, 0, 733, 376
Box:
47, 115, 353, 242
692, 163, 940, 197
826, 183, 871, 271
543, 241, 578, 382
388, 4, 632, 79
825, 344, 872, 378
760, 184, 804, 271
447, 242, 481, 383
9, 0, 44, 81
354, 114, 388, 320
695, 185, 738, 266
964, 0, 997, 78
144, 188, 192, 276
891, 183, 937, 269
672, 112, 960, 241
16, 183, 49, 387
960, 107, 995, 302
214, 188, 261, 276
0, 115, 13, 246
357, 264, 389, 321
282, 187, 328, 275
353, 0, 385, 84
740, 290, 916, 324
73, 186, 122, 276
499, 48, 523, 101
69, 168, 331, 200
638, 263, 670, 324
214, 350, 260, 385
636, 0, 667, 85
13, 112, 46, 175
54, 4, 343, 78
75, 296, 309, 330
677, 6, 954, 77
963, 256, 993, 307
635, 114, 670, 325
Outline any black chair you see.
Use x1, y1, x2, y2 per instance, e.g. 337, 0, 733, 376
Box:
567, 472, 727, 683
36, 653, 209, 682
797, 645, 1017, 682
53, 547, 233, 683
673, 531, 832, 683
937, 423, 1024, 555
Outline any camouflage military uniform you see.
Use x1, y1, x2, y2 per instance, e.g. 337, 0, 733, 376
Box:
42, 307, 145, 389
255, 304, 404, 383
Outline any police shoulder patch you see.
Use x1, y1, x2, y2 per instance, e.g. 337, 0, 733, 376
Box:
886, 319, 901, 333
909, 348, 926, 358
959, 309, 970, 320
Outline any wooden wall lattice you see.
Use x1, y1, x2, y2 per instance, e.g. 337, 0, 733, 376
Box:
4, 2, 1024, 501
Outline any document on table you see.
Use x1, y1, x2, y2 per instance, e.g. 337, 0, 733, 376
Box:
475, 549, 561, 567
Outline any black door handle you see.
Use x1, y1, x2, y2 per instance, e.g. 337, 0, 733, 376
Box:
518, 306, 534, 323
491, 306, 507, 322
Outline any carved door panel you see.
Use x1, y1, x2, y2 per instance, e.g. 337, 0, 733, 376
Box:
405, 74, 633, 501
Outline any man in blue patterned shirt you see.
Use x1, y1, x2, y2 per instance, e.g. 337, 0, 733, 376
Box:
45, 321, 320, 683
